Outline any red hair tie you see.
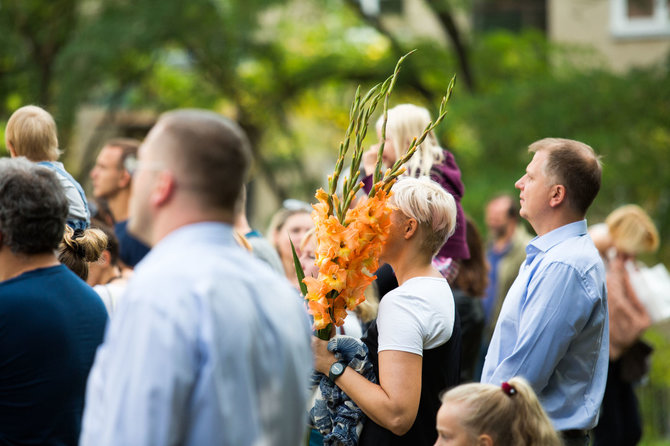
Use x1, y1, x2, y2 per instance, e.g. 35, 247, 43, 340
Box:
501, 381, 517, 396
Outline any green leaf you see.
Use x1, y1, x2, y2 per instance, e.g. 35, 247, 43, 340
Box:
290, 237, 308, 297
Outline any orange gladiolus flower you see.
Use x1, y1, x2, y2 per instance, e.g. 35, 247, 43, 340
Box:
301, 183, 393, 328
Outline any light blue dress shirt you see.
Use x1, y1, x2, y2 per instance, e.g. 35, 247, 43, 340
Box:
481, 220, 608, 431
80, 223, 313, 446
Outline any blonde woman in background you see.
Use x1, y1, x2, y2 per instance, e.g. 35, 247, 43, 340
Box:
590, 204, 660, 446
435, 377, 561, 446
267, 202, 314, 289
361, 104, 468, 294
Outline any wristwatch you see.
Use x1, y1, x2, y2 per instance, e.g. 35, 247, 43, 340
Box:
329, 361, 346, 382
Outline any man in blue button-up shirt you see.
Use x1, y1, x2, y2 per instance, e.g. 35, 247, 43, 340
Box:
80, 110, 313, 446
481, 138, 608, 446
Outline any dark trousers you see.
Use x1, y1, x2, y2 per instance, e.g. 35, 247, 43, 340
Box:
592, 360, 643, 446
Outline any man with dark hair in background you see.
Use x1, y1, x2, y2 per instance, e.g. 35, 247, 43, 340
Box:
90, 138, 150, 267
0, 158, 107, 445
474, 194, 532, 380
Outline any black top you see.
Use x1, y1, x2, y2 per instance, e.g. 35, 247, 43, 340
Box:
0, 265, 108, 445
115, 219, 151, 267
358, 299, 462, 446
453, 287, 485, 383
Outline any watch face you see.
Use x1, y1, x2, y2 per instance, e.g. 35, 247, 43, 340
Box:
332, 362, 344, 374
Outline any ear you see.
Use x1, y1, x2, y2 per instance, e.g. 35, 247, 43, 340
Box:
100, 250, 112, 266
151, 171, 176, 207
118, 169, 132, 189
548, 184, 566, 208
477, 434, 493, 446
7, 141, 16, 157
403, 217, 418, 240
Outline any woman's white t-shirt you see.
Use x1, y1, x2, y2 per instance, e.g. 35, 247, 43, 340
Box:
376, 276, 454, 356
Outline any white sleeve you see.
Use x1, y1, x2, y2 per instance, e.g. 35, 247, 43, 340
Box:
376, 292, 425, 356
80, 295, 198, 446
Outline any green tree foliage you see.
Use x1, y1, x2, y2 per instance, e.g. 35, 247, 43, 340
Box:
1, 0, 667, 247
449, 62, 670, 264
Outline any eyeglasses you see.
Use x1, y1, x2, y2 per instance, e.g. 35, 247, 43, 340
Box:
282, 199, 313, 212
123, 156, 164, 176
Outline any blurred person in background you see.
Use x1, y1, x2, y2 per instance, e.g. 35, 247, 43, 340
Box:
90, 138, 150, 267
0, 157, 107, 445
475, 194, 532, 380
590, 204, 660, 446
452, 217, 487, 383
58, 225, 108, 282
86, 220, 130, 317
361, 103, 469, 292
435, 377, 561, 446
234, 185, 284, 274
268, 200, 314, 289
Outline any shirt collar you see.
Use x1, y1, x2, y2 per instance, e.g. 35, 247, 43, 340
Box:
528, 220, 588, 254
149, 222, 236, 258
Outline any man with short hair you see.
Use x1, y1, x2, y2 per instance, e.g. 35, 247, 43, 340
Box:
90, 138, 150, 266
80, 109, 313, 446
473, 194, 532, 381
481, 138, 608, 446
0, 158, 107, 444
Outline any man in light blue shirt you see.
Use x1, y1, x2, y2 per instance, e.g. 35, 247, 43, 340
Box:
80, 110, 313, 446
481, 138, 608, 446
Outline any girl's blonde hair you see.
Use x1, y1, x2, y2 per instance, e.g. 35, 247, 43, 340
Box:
606, 204, 659, 255
6, 105, 61, 161
377, 103, 445, 177
440, 377, 561, 446
58, 226, 108, 281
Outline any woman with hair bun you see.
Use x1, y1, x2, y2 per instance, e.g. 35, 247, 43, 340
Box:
435, 377, 561, 446
58, 226, 108, 281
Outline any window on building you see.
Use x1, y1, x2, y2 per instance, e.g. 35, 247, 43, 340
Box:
611, 0, 670, 38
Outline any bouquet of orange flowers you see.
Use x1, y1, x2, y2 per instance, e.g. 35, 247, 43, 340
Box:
293, 53, 455, 340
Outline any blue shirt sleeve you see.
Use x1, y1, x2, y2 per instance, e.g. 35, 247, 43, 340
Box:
486, 261, 597, 392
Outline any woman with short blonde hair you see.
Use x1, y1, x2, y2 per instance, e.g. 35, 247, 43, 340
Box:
312, 176, 461, 446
